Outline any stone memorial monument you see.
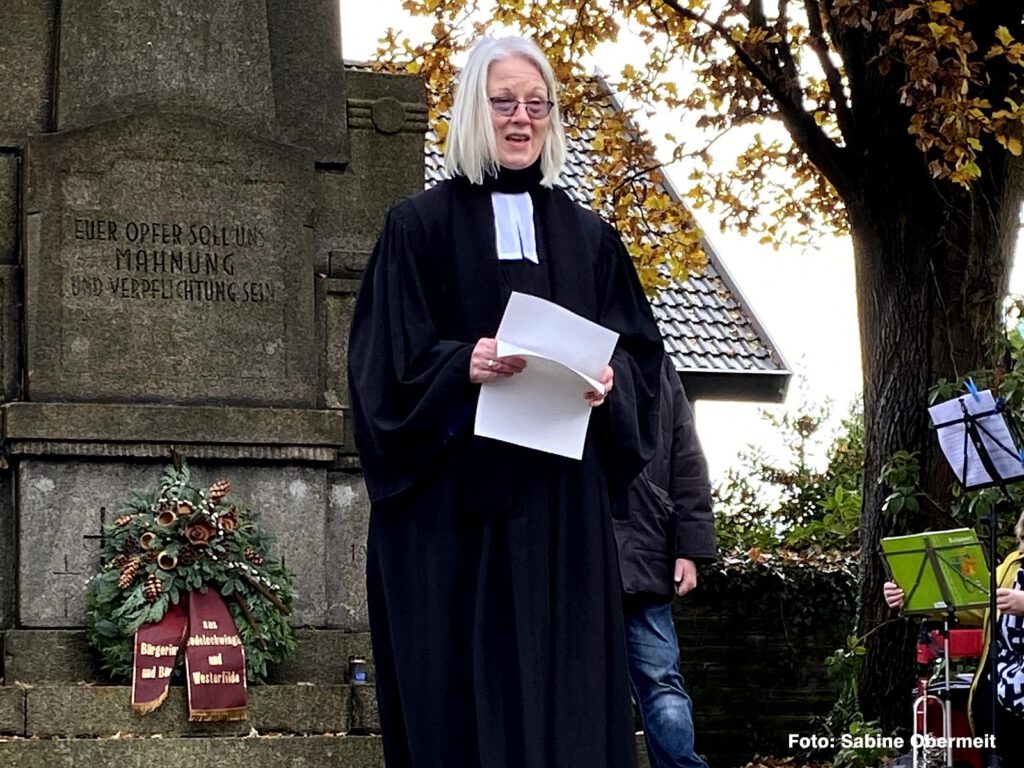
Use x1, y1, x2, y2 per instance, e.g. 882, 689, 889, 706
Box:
0, 1, 424, 763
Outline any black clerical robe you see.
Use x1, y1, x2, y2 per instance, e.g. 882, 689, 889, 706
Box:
348, 167, 663, 768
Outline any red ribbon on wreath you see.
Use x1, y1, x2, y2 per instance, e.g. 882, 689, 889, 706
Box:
131, 591, 248, 721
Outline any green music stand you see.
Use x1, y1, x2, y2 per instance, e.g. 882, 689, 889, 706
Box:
882, 528, 990, 767
880, 528, 990, 616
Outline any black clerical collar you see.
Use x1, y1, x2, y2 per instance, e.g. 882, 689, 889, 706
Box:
479, 161, 543, 193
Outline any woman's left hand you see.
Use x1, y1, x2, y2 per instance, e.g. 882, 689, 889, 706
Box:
996, 587, 1024, 616
585, 365, 614, 407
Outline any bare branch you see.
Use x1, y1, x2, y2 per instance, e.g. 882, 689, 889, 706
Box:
610, 161, 666, 194
657, 0, 854, 196
568, 0, 592, 54
770, 0, 805, 105
677, 120, 754, 159
802, 0, 857, 148
748, 0, 767, 28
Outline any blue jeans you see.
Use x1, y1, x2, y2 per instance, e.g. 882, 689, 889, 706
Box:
623, 597, 707, 768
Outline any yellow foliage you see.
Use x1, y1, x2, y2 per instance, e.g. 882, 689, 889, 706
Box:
926, 22, 949, 41
998, 135, 1023, 157
369, 0, 1019, 259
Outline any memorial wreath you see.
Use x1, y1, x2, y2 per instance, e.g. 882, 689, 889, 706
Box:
85, 455, 297, 720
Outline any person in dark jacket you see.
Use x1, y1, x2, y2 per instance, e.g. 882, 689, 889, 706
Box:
614, 354, 717, 768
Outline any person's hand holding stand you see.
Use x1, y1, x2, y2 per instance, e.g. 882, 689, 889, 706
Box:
470, 338, 526, 383
883, 581, 905, 610
996, 587, 1024, 616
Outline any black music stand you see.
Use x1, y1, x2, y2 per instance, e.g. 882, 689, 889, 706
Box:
930, 388, 1024, 768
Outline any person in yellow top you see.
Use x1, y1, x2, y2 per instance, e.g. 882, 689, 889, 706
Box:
884, 510, 1024, 767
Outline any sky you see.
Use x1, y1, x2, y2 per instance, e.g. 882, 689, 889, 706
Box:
337, 1, 1022, 482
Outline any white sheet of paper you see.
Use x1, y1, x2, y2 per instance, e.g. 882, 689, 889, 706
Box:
928, 389, 1024, 487
474, 292, 619, 459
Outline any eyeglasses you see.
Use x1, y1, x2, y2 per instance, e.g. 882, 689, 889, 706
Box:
489, 97, 554, 119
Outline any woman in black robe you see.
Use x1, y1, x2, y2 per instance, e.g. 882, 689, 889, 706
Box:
347, 35, 664, 768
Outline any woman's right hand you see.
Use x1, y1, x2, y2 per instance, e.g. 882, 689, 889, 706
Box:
883, 581, 905, 610
469, 338, 527, 384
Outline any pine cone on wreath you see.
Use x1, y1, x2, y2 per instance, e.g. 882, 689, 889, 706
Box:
114, 514, 135, 527
110, 553, 128, 569
178, 543, 199, 566
209, 480, 231, 504
244, 547, 264, 566
118, 557, 141, 589
144, 573, 162, 603
123, 536, 142, 555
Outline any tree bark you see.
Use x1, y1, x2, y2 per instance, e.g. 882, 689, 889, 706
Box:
848, 144, 1023, 728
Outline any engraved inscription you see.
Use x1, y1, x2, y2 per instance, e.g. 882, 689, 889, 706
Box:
66, 216, 276, 305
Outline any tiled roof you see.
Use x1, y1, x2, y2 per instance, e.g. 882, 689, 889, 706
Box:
425, 127, 792, 403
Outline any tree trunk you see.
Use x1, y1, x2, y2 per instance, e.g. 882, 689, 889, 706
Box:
849, 147, 1023, 729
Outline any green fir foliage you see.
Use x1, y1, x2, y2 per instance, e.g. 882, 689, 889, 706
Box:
85, 458, 297, 683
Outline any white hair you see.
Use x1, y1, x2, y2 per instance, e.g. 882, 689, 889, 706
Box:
445, 36, 566, 187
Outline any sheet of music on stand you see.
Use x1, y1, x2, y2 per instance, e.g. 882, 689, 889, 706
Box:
928, 388, 1024, 486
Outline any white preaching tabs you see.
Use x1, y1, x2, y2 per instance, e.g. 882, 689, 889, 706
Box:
491, 193, 539, 264
474, 292, 619, 459
928, 388, 1024, 488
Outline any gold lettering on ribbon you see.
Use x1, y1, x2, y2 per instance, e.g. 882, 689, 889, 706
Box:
185, 590, 248, 721
186, 634, 242, 647
140, 642, 179, 657
190, 671, 243, 685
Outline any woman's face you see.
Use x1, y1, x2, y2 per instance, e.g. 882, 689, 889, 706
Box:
487, 56, 550, 170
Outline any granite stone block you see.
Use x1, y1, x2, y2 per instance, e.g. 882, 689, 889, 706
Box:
2, 630, 104, 684
17, 460, 330, 627
0, 473, 14, 631
322, 280, 357, 411
0, 266, 21, 405
3, 628, 371, 685
0, 403, 344, 465
0, 0, 55, 144
267, 0, 348, 164
0, 153, 17, 264
25, 684, 350, 737
0, 734, 385, 768
316, 69, 427, 278
0, 687, 24, 736
23, 114, 318, 407
267, 629, 373, 686
326, 471, 370, 630
57, 0, 274, 134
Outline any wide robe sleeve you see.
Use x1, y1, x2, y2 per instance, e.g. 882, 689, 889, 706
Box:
591, 219, 664, 504
347, 202, 476, 502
